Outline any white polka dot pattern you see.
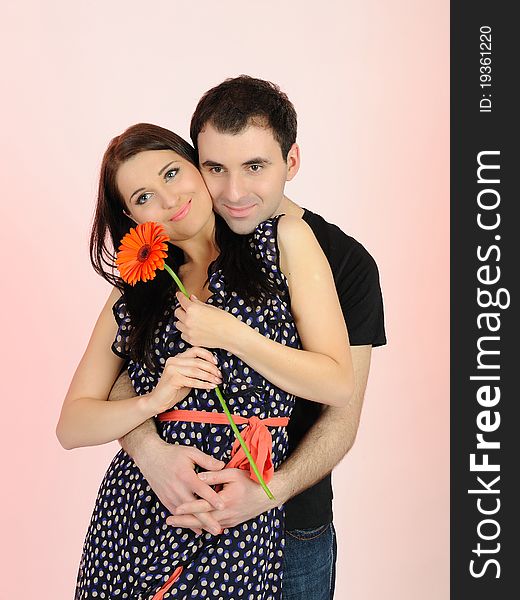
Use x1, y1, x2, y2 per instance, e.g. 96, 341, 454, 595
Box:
76, 217, 300, 599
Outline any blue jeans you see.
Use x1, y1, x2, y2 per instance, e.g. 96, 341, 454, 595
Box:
283, 523, 337, 600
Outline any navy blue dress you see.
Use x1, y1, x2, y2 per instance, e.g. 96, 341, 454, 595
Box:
75, 217, 301, 599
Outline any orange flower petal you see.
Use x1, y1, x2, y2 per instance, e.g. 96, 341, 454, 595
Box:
116, 222, 170, 285
122, 237, 143, 250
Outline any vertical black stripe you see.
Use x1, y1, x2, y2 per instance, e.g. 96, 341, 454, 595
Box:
451, 2, 518, 597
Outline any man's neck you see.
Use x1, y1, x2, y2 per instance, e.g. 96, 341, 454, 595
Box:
275, 195, 304, 218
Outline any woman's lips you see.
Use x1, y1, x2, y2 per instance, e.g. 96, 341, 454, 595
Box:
170, 199, 192, 222
225, 204, 256, 218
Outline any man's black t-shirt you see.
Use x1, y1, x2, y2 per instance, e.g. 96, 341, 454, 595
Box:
284, 208, 387, 530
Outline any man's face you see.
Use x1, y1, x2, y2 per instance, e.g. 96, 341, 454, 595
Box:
197, 123, 299, 234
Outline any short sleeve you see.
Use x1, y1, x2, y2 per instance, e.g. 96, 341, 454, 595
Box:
111, 295, 132, 359
302, 209, 386, 347
335, 240, 387, 347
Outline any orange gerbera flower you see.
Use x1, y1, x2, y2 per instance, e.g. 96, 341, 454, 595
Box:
116, 222, 169, 285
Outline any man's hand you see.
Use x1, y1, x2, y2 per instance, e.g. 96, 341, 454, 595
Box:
133, 438, 227, 536
166, 468, 284, 530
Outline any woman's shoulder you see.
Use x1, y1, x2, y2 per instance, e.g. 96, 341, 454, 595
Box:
106, 286, 132, 360
248, 215, 320, 286
108, 285, 123, 303
106, 286, 124, 312
249, 214, 318, 261
276, 214, 330, 282
251, 214, 312, 244
276, 214, 317, 253
104, 286, 128, 329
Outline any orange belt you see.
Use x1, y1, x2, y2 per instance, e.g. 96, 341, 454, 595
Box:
158, 409, 289, 485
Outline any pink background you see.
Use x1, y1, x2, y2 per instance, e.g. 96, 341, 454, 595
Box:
1, 1, 449, 598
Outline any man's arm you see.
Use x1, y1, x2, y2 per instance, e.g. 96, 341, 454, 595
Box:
108, 370, 226, 535
167, 345, 372, 529
274, 344, 372, 499
108, 370, 159, 458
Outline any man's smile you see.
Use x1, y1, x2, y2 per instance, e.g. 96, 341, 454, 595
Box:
224, 204, 257, 218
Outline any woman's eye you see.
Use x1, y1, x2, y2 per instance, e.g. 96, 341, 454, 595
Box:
165, 168, 179, 181
136, 192, 153, 206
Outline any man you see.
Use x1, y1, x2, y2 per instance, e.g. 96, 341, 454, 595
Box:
109, 76, 386, 599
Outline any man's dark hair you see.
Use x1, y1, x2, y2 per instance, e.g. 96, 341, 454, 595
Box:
190, 75, 297, 160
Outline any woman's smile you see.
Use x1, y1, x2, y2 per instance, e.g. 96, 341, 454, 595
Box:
169, 198, 192, 222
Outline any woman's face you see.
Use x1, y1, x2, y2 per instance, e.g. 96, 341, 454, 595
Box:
116, 150, 213, 242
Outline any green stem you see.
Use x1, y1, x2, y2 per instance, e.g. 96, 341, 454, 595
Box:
214, 387, 274, 499
164, 262, 274, 499
164, 264, 189, 297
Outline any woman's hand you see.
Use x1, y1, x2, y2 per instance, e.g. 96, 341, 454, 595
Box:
174, 292, 242, 350
149, 347, 222, 415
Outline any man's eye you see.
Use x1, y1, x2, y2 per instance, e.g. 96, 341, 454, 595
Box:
136, 192, 153, 205
165, 168, 179, 181
210, 166, 223, 174
249, 164, 262, 172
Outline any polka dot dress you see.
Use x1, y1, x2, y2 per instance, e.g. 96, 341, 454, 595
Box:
75, 217, 300, 599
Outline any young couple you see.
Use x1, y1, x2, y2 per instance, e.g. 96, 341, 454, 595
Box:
57, 76, 386, 599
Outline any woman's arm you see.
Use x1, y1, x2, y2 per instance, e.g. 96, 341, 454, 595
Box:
56, 288, 222, 449
57, 288, 142, 448
56, 288, 153, 449
175, 215, 354, 407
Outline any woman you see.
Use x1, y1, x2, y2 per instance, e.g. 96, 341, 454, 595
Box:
57, 123, 353, 599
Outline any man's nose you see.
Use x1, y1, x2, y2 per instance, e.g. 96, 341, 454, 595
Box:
222, 174, 245, 203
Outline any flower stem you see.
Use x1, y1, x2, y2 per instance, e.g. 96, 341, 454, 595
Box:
164, 264, 189, 297
164, 262, 274, 499
214, 386, 274, 499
